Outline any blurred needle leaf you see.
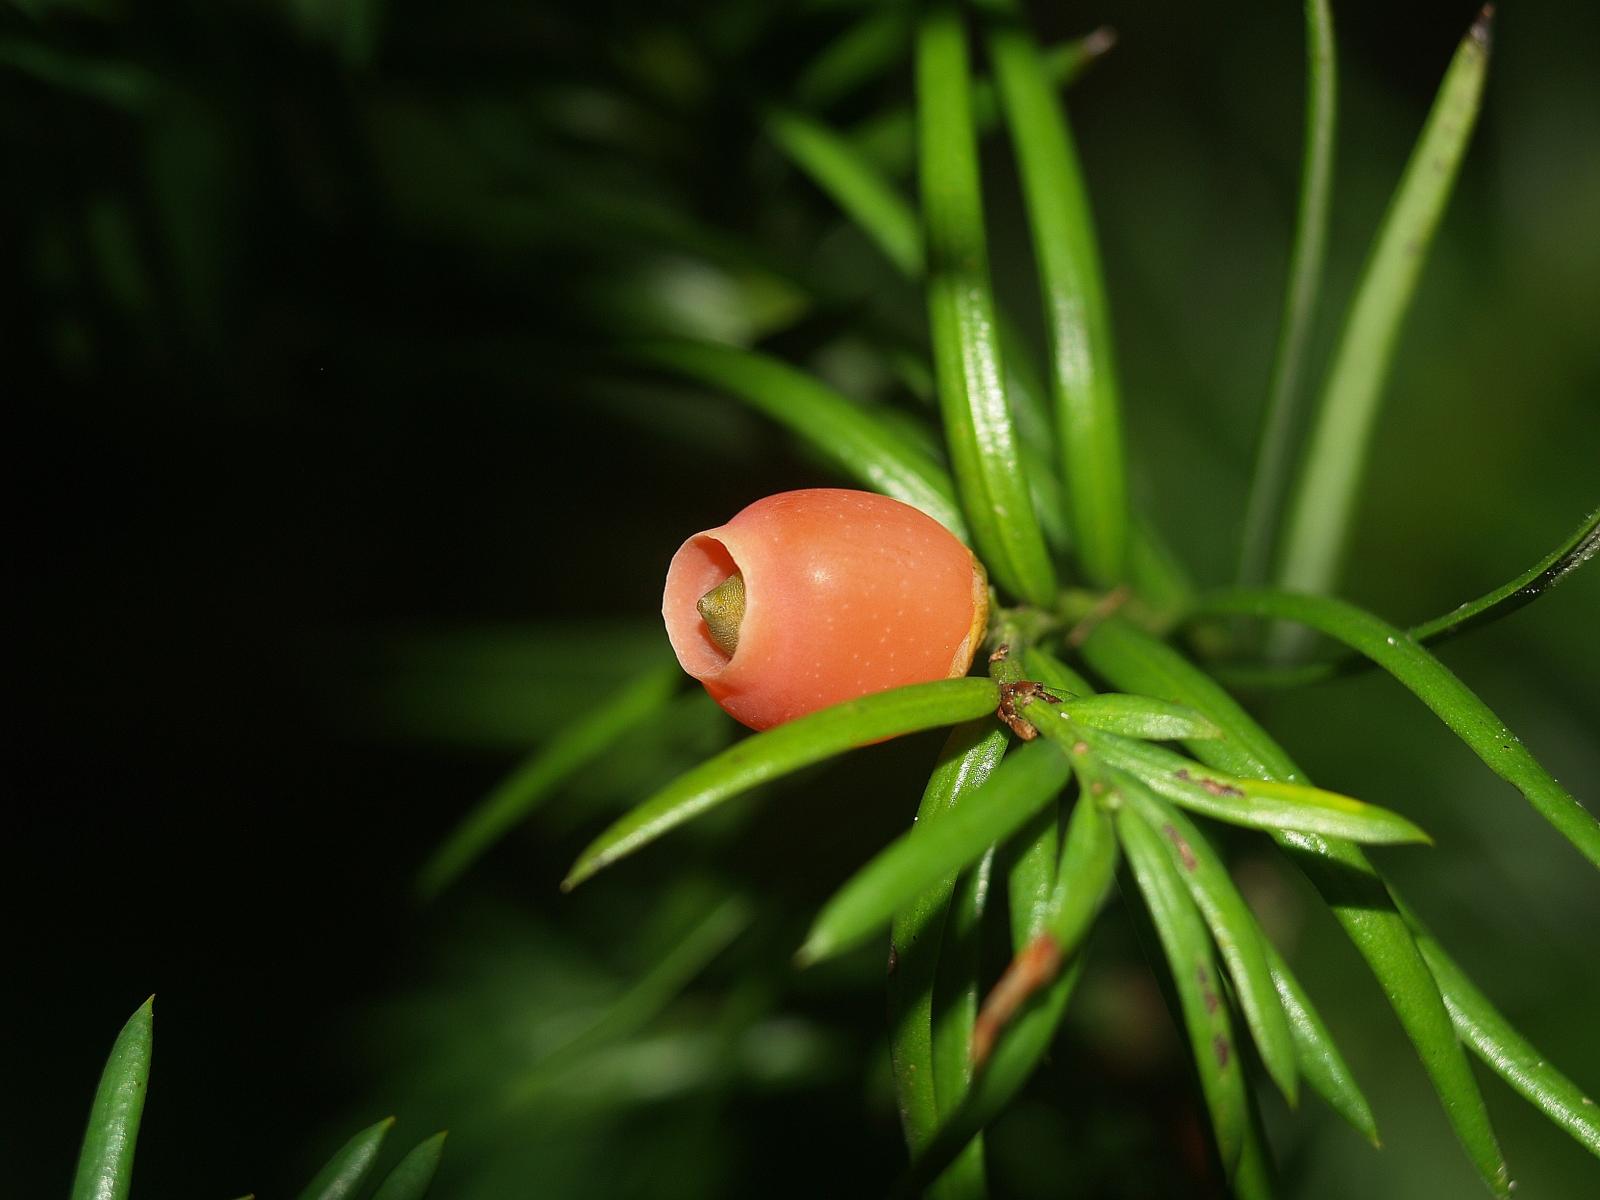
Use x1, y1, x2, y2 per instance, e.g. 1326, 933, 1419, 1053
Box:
71, 997, 153, 1200
1234, 1106, 1278, 1200
1041, 790, 1119, 963
1200, 587, 1600, 869
1125, 788, 1300, 1103
1400, 905, 1600, 1160
1276, 9, 1493, 597
891, 721, 1010, 1154
419, 661, 680, 899
930, 854, 994, 1197
1221, 506, 1600, 688
760, 104, 1072, 565
369, 1132, 449, 1200
767, 105, 924, 276
296, 1118, 394, 1200
1238, 0, 1337, 586
511, 896, 751, 1100
1117, 788, 1250, 1175
1408, 506, 1599, 645
564, 677, 1001, 889
629, 339, 968, 538
792, 5, 911, 110
993, 331, 1074, 559
917, 0, 1058, 605
982, 0, 1128, 585
978, 788, 1108, 1066
1006, 805, 1060, 951
0, 39, 158, 109
1017, 649, 1369, 1145
851, 31, 1113, 178
899, 793, 1115, 1197
1263, 938, 1379, 1144
757, 104, 1187, 606
1081, 617, 1510, 1196
800, 739, 1070, 965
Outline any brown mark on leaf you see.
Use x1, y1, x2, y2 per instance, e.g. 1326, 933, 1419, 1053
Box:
1175, 768, 1244, 799
1214, 1034, 1232, 1069
971, 935, 1063, 1070
997, 679, 1061, 740
887, 944, 899, 976
988, 643, 1011, 664
1072, 741, 1089, 756
1197, 963, 1220, 1014
1163, 823, 1199, 872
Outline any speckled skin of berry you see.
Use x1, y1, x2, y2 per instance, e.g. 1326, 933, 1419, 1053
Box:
662, 489, 989, 731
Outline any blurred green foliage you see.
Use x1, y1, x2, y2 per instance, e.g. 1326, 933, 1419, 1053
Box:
9, 0, 1597, 1196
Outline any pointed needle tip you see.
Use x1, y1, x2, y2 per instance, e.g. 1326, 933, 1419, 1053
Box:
1084, 26, 1118, 57
1471, 5, 1495, 48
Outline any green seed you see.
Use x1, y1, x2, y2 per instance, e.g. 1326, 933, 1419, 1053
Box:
698, 573, 746, 656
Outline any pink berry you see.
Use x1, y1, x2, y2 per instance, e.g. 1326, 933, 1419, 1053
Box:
663, 489, 989, 731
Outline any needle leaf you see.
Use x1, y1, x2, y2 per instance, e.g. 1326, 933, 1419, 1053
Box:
564, 678, 1000, 889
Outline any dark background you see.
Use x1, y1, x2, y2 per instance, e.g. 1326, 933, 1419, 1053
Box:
8, 1, 1598, 1196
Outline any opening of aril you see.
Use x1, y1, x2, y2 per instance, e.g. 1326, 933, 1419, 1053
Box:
663, 533, 743, 678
